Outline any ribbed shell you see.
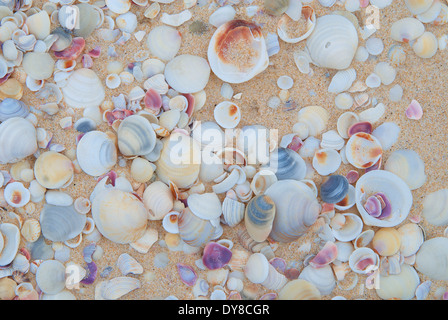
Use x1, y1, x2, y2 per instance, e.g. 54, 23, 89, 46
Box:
40, 204, 86, 242
245, 195, 276, 242
0, 99, 29, 122
117, 115, 157, 157
0, 117, 37, 164
178, 207, 217, 247
62, 68, 105, 109
266, 147, 307, 181
77, 131, 117, 177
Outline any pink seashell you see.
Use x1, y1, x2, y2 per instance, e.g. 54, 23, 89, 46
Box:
82, 54, 94, 68
88, 46, 101, 58
359, 0, 370, 7
176, 263, 197, 286
287, 135, 304, 152
54, 37, 86, 60
284, 268, 300, 280
409, 214, 421, 224
405, 100, 423, 120
443, 292, 448, 300
97, 170, 117, 187
144, 88, 162, 111
365, 156, 382, 173
321, 202, 335, 215
269, 257, 287, 274
0, 72, 12, 86
364, 195, 382, 218
182, 93, 195, 118
346, 170, 359, 184
348, 121, 373, 137
202, 242, 232, 270
309, 241, 338, 268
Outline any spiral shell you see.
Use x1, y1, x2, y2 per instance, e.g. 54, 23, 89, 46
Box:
0, 117, 37, 165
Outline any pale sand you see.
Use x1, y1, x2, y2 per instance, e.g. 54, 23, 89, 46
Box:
4, 0, 448, 300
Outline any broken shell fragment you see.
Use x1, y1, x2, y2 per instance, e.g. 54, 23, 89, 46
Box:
277, 6, 316, 44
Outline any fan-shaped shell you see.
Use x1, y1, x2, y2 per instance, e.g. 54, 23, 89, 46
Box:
117, 115, 157, 157
207, 19, 269, 84
384, 149, 426, 190
0, 223, 20, 267
297, 105, 329, 137
422, 189, 448, 226
34, 151, 74, 189
0, 98, 29, 122
40, 204, 86, 242
36, 260, 66, 295
415, 237, 448, 280
76, 131, 117, 177
376, 264, 420, 300
178, 207, 217, 247
265, 180, 320, 243
62, 68, 105, 109
92, 188, 148, 244
0, 117, 37, 165
305, 14, 358, 70
244, 195, 276, 242
278, 279, 321, 300
143, 181, 174, 221
390, 18, 424, 43
266, 147, 307, 181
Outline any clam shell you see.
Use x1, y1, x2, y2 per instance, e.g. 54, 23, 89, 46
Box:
278, 279, 321, 300
422, 189, 448, 226
22, 52, 54, 81
45, 191, 73, 207
178, 207, 217, 247
40, 204, 86, 242
207, 19, 269, 84
390, 18, 424, 42
0, 98, 29, 122
397, 223, 424, 257
146, 25, 181, 61
415, 237, 448, 280
384, 149, 426, 190
250, 169, 278, 195
320, 175, 349, 204
222, 196, 245, 227
298, 265, 336, 296
117, 253, 143, 275
355, 170, 413, 227
345, 132, 382, 169
105, 0, 131, 14
0, 117, 37, 165
320, 130, 344, 150
62, 68, 105, 109
405, 0, 434, 14
209, 5, 236, 28
143, 181, 174, 221
130, 157, 154, 183
266, 147, 307, 181
25, 10, 50, 40
413, 31, 438, 59
117, 115, 157, 157
4, 181, 30, 208
372, 122, 400, 150
77, 131, 117, 177
306, 14, 358, 70
96, 277, 141, 300
214, 101, 241, 129
328, 68, 356, 94
297, 106, 329, 137
277, 6, 316, 43
372, 228, 401, 257
265, 180, 320, 243
312, 148, 341, 176
331, 213, 363, 242
376, 264, 420, 300
244, 252, 270, 283
34, 151, 74, 189
92, 188, 147, 244
348, 247, 379, 274
188, 192, 222, 221
164, 54, 210, 94
130, 228, 158, 254
337, 112, 359, 139
244, 195, 276, 242
36, 260, 66, 295
0, 223, 20, 266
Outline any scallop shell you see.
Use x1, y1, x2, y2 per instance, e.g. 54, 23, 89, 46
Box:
397, 223, 424, 257
376, 264, 420, 300
156, 132, 201, 189
296, 106, 329, 137
265, 180, 320, 243
390, 18, 424, 43
62, 68, 105, 109
207, 19, 269, 84
422, 189, 448, 226
142, 181, 174, 221
222, 196, 245, 227
415, 237, 448, 280
92, 188, 147, 244
278, 279, 321, 300
0, 117, 37, 165
214, 101, 241, 129
412, 31, 438, 59
76, 131, 117, 177
178, 207, 217, 247
331, 213, 363, 242
164, 54, 210, 94
305, 14, 358, 70
298, 264, 336, 296
244, 195, 276, 242
4, 181, 30, 208
146, 25, 181, 61
384, 149, 426, 190
345, 132, 382, 169
277, 6, 316, 43
36, 260, 66, 295
34, 151, 74, 189
312, 148, 341, 176
355, 170, 413, 227
328, 68, 356, 94
0, 98, 29, 122
117, 115, 157, 157
0, 223, 20, 266
95, 277, 141, 300
40, 204, 86, 242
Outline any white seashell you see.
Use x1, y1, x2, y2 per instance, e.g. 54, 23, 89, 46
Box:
306, 14, 358, 70
188, 192, 222, 221
355, 46, 369, 62
222, 197, 245, 227
319, 0, 336, 7
161, 9, 192, 27
293, 49, 312, 74
250, 169, 278, 196
415, 237, 448, 280
208, 19, 269, 84
4, 181, 30, 208
118, 115, 157, 157
365, 73, 381, 88
374, 62, 396, 85
130, 228, 158, 254
116, 12, 137, 33
277, 75, 294, 90
359, 103, 386, 124
26, 10, 51, 40
142, 181, 174, 221
0, 223, 20, 266
164, 54, 210, 94
296, 106, 329, 137
412, 32, 438, 59
390, 18, 425, 42
370, 0, 392, 8
348, 247, 379, 274
365, 37, 384, 56
384, 149, 426, 190
105, 0, 131, 14
376, 264, 420, 300
95, 277, 141, 300
162, 212, 179, 234
405, 0, 434, 14
285, 0, 303, 20
144, 74, 169, 95
144, 2, 160, 19
199, 152, 224, 183
334, 93, 354, 110
0, 117, 37, 165
398, 223, 424, 257
146, 26, 181, 61
328, 68, 356, 94
335, 241, 354, 262
36, 260, 66, 295
277, 6, 316, 43
422, 189, 448, 226
337, 112, 359, 139
62, 68, 105, 109
209, 5, 235, 28
320, 130, 345, 150
299, 265, 336, 296
117, 253, 143, 275
299, 136, 320, 158
331, 213, 363, 242
312, 148, 341, 176
417, 0, 442, 23
45, 191, 73, 207
372, 122, 400, 150
214, 101, 241, 129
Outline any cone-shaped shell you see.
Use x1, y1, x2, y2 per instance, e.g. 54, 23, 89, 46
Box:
62, 68, 105, 109
245, 195, 276, 242
117, 115, 157, 157
34, 151, 74, 189
0, 117, 37, 165
40, 204, 86, 242
77, 131, 117, 177
92, 188, 148, 244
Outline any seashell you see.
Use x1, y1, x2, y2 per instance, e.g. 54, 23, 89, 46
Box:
328, 68, 356, 94
415, 237, 448, 280
176, 263, 197, 286
331, 213, 363, 242
405, 100, 423, 120
4, 181, 30, 208
54, 37, 85, 60
25, 10, 50, 40
312, 148, 341, 176
374, 62, 396, 85
384, 149, 426, 190
372, 228, 401, 257
348, 247, 379, 275
188, 192, 222, 221
164, 54, 210, 94
405, 0, 434, 14
265, 180, 320, 243
76, 131, 117, 177
39, 204, 86, 242
365, 37, 384, 56
62, 68, 105, 109
208, 20, 269, 84
356, 170, 413, 227
337, 112, 359, 139
320, 175, 349, 204
74, 197, 91, 215
117, 115, 156, 157
413, 32, 438, 59
306, 14, 358, 70
36, 260, 66, 295
92, 188, 147, 244
160, 9, 192, 27
345, 132, 382, 169
214, 101, 241, 129
244, 252, 270, 284
130, 228, 158, 254
309, 241, 338, 268
348, 121, 373, 137
222, 197, 245, 227
397, 223, 424, 257
202, 242, 232, 270
105, 0, 131, 14
422, 189, 448, 226
388, 45, 406, 67
298, 264, 336, 296
0, 78, 23, 100
244, 195, 276, 243
209, 5, 236, 28
277, 6, 316, 44
74, 117, 96, 133
433, 2, 448, 25
156, 132, 201, 189
376, 264, 420, 300
117, 253, 143, 275
146, 26, 181, 61
130, 157, 154, 183
21, 219, 41, 243
278, 279, 321, 300
264, 0, 289, 16
0, 223, 20, 266
372, 122, 400, 151
192, 121, 225, 152
266, 147, 307, 181
250, 169, 277, 196
178, 207, 217, 247
0, 117, 37, 165
45, 191, 73, 207
142, 181, 174, 221
390, 18, 424, 43
0, 98, 29, 122
95, 277, 141, 300
105, 73, 121, 89
116, 12, 137, 33
34, 151, 74, 189
296, 106, 329, 137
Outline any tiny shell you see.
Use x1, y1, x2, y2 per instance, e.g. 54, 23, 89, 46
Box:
209, 5, 236, 28
62, 68, 105, 109
117, 253, 143, 275
214, 101, 241, 129
372, 228, 401, 257
328, 68, 356, 94
405, 100, 423, 120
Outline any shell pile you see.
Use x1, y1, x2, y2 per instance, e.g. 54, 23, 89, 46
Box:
0, 0, 447, 301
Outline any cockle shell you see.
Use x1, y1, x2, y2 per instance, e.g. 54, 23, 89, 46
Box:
306, 14, 358, 70
299, 264, 336, 296
34, 151, 74, 189
265, 180, 320, 243
0, 98, 29, 122
164, 54, 210, 94
117, 115, 157, 157
384, 149, 426, 190
62, 68, 105, 109
21, 219, 41, 243
0, 223, 20, 266
345, 132, 382, 169
390, 18, 425, 43
222, 196, 245, 227
40, 204, 86, 242
178, 207, 217, 247
76, 131, 117, 177
207, 19, 269, 84
355, 170, 413, 227
143, 181, 174, 221
0, 117, 37, 165
279, 279, 321, 300
296, 106, 329, 137
92, 188, 147, 244
328, 68, 357, 94
244, 195, 276, 242
320, 175, 349, 204
397, 223, 424, 257
277, 6, 316, 43
376, 264, 420, 300
415, 237, 448, 280
36, 260, 66, 295
188, 192, 222, 221
266, 147, 307, 181
422, 189, 448, 226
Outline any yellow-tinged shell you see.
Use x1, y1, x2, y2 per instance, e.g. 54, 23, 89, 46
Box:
376, 264, 420, 300
21, 219, 41, 243
0, 78, 23, 100
405, 0, 434, 14
372, 228, 401, 257
412, 32, 438, 59
142, 181, 174, 221
244, 195, 276, 242
278, 279, 321, 300
34, 151, 74, 189
296, 106, 330, 137
0, 278, 17, 300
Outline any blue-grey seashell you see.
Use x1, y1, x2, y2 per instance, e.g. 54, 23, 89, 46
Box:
40, 204, 87, 242
28, 235, 55, 260
245, 195, 276, 242
266, 147, 307, 181
320, 175, 349, 204
0, 98, 30, 122
74, 117, 97, 133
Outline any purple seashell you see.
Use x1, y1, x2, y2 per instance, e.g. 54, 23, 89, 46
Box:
284, 268, 300, 280
260, 292, 278, 300
176, 263, 197, 287
348, 121, 373, 137
269, 257, 287, 274
364, 196, 382, 218
346, 170, 359, 184
81, 262, 97, 285
365, 157, 382, 173
375, 192, 392, 220
82, 243, 96, 263
287, 135, 303, 152
202, 242, 232, 270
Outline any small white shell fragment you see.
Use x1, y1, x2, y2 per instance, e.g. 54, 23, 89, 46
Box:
45, 191, 73, 206
277, 76, 294, 90
359, 103, 386, 124
365, 73, 382, 88
335, 93, 354, 110
161, 10, 192, 27
105, 73, 121, 89
209, 5, 235, 28
220, 83, 234, 100
365, 37, 384, 56
389, 84, 403, 102
372, 122, 400, 150
267, 96, 281, 110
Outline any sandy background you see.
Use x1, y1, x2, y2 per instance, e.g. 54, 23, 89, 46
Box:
3, 0, 448, 300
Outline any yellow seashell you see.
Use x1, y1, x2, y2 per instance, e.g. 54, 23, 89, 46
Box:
0, 278, 17, 300
278, 279, 321, 300
0, 78, 23, 100
34, 151, 74, 189
372, 227, 401, 257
